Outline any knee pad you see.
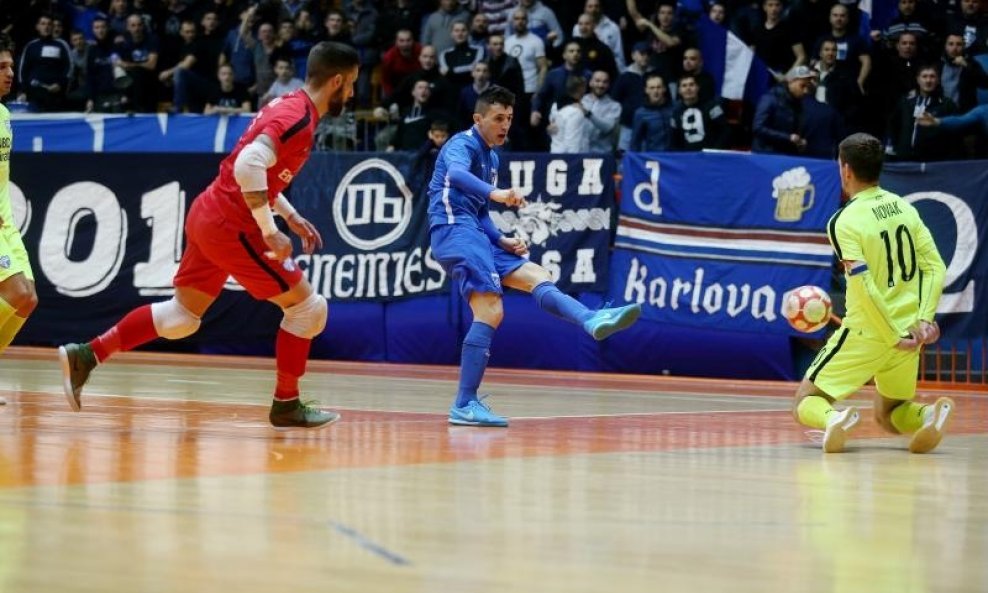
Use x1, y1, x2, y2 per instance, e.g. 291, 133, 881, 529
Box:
280, 293, 327, 338
151, 298, 201, 340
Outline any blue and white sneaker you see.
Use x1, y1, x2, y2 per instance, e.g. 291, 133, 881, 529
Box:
583, 303, 642, 341
448, 396, 509, 427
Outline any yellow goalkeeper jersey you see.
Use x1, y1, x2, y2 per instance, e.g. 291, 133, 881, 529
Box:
826, 185, 946, 345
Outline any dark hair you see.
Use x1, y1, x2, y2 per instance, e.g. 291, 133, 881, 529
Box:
305, 41, 359, 86
838, 133, 883, 183
430, 119, 450, 133
645, 72, 665, 85
678, 73, 697, 86
0, 34, 11, 56
566, 74, 586, 97
475, 84, 515, 114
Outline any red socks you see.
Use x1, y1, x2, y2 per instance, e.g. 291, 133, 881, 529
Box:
90, 307, 313, 402
274, 328, 312, 401
91, 305, 158, 363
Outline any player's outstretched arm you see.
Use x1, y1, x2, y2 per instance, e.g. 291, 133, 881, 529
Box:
446, 164, 496, 199
489, 188, 527, 208
233, 133, 292, 260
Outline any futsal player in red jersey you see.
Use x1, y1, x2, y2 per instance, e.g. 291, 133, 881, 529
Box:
58, 42, 359, 429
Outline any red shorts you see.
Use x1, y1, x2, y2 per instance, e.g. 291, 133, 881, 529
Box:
173, 193, 303, 300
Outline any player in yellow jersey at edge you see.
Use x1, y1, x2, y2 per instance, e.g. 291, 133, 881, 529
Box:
792, 133, 954, 454
0, 35, 40, 406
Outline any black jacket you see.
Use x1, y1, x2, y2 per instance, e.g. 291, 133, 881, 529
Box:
937, 55, 988, 113
887, 91, 959, 161
752, 84, 803, 154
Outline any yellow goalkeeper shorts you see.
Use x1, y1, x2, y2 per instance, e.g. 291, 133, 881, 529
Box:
805, 326, 918, 401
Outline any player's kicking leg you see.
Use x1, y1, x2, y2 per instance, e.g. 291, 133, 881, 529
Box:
505, 262, 642, 341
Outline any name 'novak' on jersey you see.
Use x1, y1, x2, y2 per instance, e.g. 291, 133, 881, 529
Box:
871, 201, 903, 221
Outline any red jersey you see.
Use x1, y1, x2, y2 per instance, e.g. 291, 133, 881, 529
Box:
202, 89, 318, 229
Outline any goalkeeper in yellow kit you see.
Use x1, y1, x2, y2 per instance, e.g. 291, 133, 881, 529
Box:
792, 133, 953, 454
0, 36, 39, 407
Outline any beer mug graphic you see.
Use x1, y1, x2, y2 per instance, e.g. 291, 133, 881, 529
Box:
772, 167, 815, 222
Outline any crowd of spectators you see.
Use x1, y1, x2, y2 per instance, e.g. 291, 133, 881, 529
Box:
3, 0, 988, 158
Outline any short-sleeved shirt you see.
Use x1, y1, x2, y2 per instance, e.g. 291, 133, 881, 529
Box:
209, 83, 251, 110
427, 126, 498, 230
202, 89, 318, 230
814, 33, 867, 73
826, 186, 944, 342
504, 32, 546, 93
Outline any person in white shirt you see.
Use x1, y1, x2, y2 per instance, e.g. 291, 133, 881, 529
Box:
573, 0, 625, 71
548, 75, 592, 153
513, 0, 564, 50
504, 8, 548, 94
581, 70, 622, 153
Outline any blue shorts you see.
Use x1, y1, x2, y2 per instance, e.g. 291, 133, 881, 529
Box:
430, 224, 527, 299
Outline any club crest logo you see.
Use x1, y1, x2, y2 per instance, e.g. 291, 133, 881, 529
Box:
0, 255, 10, 269
333, 158, 413, 250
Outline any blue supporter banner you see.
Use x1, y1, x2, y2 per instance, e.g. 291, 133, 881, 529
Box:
882, 162, 988, 338
611, 151, 842, 335
289, 152, 443, 301
291, 152, 613, 298
494, 153, 615, 292
10, 151, 614, 347
10, 113, 252, 153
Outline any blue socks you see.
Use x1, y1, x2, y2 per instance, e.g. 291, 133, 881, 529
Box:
532, 281, 592, 324
453, 284, 586, 408
455, 321, 496, 408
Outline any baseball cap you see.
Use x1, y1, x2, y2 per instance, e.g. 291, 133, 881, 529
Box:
785, 65, 815, 81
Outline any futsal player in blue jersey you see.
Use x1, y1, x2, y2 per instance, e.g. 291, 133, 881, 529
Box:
428, 85, 642, 427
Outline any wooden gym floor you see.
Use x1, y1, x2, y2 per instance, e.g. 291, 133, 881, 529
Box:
1, 346, 986, 593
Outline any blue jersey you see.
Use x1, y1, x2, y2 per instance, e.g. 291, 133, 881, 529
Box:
427, 126, 499, 230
